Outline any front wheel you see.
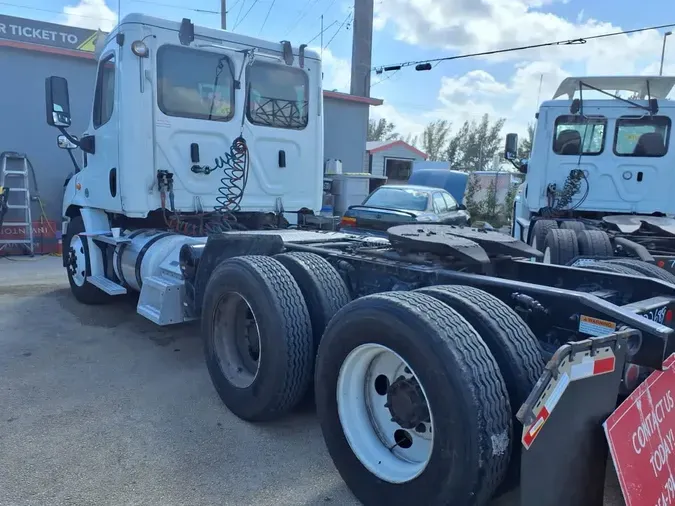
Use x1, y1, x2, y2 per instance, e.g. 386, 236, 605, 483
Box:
315, 291, 512, 506
65, 215, 111, 305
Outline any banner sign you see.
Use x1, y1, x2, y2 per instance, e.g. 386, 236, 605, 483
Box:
0, 14, 102, 53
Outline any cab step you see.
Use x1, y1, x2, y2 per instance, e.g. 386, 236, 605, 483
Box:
88, 275, 127, 296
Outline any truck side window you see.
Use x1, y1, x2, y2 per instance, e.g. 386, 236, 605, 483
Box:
553, 115, 606, 156
246, 61, 308, 130
93, 54, 116, 129
614, 116, 671, 157
157, 46, 234, 122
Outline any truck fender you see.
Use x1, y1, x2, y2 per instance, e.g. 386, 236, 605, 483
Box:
191, 234, 285, 316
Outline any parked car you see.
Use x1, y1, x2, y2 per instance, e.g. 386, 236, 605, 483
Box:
339, 184, 471, 235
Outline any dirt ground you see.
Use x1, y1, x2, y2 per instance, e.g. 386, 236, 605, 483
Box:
0, 256, 626, 506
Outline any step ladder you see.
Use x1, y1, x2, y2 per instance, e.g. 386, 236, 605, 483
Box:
0, 152, 34, 256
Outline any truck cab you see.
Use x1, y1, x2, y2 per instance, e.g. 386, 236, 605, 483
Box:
508, 76, 675, 245
48, 14, 323, 227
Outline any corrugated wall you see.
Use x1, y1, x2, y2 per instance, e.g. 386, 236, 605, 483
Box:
0, 46, 96, 224
323, 98, 369, 174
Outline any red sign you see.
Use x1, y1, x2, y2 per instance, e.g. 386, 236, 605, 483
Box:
605, 353, 675, 506
0, 220, 61, 255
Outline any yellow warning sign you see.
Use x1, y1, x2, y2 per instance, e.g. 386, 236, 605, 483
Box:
579, 315, 616, 337
77, 32, 99, 52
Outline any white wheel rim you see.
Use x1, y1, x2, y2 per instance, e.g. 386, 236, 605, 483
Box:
543, 246, 552, 264
337, 343, 434, 484
69, 234, 87, 286
212, 292, 261, 389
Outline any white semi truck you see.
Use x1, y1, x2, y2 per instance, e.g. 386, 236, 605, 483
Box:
507, 76, 675, 281
46, 15, 675, 506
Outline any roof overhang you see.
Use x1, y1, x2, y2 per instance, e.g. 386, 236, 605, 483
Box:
323, 90, 383, 106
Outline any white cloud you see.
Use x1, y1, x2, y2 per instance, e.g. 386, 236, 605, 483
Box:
313, 46, 352, 93
370, 102, 428, 138
373, 0, 667, 72
62, 0, 117, 31
371, 0, 675, 142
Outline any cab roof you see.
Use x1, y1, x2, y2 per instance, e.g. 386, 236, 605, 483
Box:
553, 76, 675, 100
104, 13, 320, 61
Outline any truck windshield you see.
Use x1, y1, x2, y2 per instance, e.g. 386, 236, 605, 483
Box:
553, 115, 606, 156
614, 116, 671, 157
157, 45, 234, 122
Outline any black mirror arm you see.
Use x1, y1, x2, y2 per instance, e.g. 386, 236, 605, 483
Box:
57, 126, 81, 148
66, 148, 82, 173
508, 158, 521, 170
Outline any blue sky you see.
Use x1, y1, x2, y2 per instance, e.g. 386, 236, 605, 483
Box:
5, 0, 675, 139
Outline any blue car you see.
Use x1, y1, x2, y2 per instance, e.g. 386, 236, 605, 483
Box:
339, 184, 471, 235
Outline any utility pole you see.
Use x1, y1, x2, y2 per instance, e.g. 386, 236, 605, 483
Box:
350, 0, 374, 97
221, 0, 227, 30
320, 15, 324, 59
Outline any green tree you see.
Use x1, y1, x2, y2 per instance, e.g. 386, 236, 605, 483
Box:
501, 182, 519, 225
446, 114, 506, 171
517, 123, 536, 159
421, 119, 451, 161
403, 133, 419, 148
464, 173, 483, 218
368, 118, 399, 142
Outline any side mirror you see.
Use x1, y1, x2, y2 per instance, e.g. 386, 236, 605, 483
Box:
504, 133, 518, 160
458, 204, 467, 211
45, 76, 72, 127
57, 134, 78, 150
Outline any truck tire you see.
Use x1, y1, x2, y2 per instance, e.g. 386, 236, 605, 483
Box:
560, 220, 586, 233
64, 215, 112, 305
605, 258, 675, 284
572, 259, 643, 276
315, 291, 511, 506
202, 255, 313, 421
530, 219, 558, 252
274, 252, 351, 352
543, 228, 578, 265
577, 230, 613, 257
416, 285, 544, 490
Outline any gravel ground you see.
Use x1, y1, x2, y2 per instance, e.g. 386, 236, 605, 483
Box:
0, 256, 625, 506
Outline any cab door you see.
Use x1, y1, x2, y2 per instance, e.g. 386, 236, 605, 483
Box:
78, 50, 122, 212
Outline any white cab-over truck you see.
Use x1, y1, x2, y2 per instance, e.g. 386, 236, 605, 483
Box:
507, 76, 675, 281
46, 16, 675, 506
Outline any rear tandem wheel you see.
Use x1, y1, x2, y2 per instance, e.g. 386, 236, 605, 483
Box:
201, 255, 314, 421
315, 291, 512, 506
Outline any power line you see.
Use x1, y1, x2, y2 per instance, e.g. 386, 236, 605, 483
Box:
324, 10, 352, 49
373, 21, 675, 72
258, 0, 276, 34
306, 20, 337, 45
233, 0, 248, 29
371, 69, 399, 88
131, 0, 219, 14
284, 0, 322, 36
233, 0, 260, 31
317, 0, 338, 19
226, 0, 244, 13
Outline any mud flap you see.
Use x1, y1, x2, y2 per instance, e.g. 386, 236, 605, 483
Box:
515, 330, 636, 506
